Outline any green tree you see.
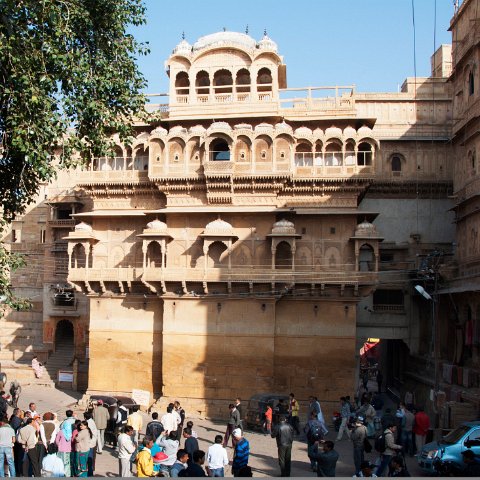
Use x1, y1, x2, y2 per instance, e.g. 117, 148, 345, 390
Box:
0, 0, 149, 310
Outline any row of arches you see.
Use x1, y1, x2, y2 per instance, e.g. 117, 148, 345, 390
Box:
70, 240, 376, 272
175, 68, 273, 96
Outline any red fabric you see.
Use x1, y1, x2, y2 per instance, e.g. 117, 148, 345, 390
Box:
265, 407, 272, 421
413, 411, 430, 436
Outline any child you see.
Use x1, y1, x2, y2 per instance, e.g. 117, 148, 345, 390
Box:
186, 420, 198, 438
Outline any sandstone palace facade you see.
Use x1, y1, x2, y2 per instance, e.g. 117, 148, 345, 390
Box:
2, 28, 459, 416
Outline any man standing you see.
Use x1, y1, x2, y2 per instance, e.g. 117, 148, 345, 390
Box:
351, 416, 367, 475
207, 435, 229, 477
271, 416, 294, 477
304, 412, 323, 472
223, 404, 241, 448
127, 405, 143, 445
413, 407, 430, 455
0, 416, 16, 477
18, 418, 41, 477
312, 440, 339, 477
401, 406, 415, 456
117, 425, 136, 477
234, 398, 243, 430
288, 393, 300, 435
146, 412, 164, 441
93, 400, 109, 454
183, 427, 199, 465
161, 404, 179, 436
231, 429, 250, 477
115, 401, 129, 447
336, 397, 351, 441
183, 449, 207, 477
375, 423, 403, 477
170, 449, 189, 477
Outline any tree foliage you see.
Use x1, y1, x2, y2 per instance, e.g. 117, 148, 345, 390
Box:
0, 0, 149, 310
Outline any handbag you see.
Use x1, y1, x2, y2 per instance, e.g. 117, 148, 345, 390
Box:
363, 437, 372, 453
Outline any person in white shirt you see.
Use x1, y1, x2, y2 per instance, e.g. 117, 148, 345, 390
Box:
207, 435, 229, 477
41, 443, 65, 477
160, 404, 179, 435
117, 426, 136, 477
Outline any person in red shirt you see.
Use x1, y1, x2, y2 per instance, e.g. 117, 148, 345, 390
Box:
413, 407, 430, 454
264, 405, 273, 435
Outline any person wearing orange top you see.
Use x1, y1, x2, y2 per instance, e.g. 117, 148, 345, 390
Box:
264, 405, 273, 435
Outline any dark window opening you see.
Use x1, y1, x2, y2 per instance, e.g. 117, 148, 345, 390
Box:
469, 71, 475, 96
210, 139, 230, 161
391, 156, 402, 172
373, 289, 404, 305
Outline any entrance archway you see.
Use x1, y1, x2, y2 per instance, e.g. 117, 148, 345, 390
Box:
55, 319, 74, 351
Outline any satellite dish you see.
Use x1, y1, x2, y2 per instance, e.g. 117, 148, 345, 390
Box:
415, 285, 432, 301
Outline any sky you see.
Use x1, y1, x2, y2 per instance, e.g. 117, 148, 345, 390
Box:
132, 0, 455, 94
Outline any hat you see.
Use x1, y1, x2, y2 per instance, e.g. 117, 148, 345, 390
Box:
356, 416, 364, 424
97, 400, 103, 405
360, 461, 375, 470
232, 428, 242, 438
153, 451, 168, 463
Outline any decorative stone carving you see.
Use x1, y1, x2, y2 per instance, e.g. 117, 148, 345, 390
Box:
271, 219, 296, 235
193, 31, 257, 53
75, 222, 93, 232
257, 33, 278, 52
204, 218, 234, 236
146, 219, 169, 234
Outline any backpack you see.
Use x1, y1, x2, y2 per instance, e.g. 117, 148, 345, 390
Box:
308, 422, 323, 442
375, 432, 386, 453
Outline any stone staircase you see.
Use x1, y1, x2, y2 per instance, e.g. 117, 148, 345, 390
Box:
1, 344, 74, 389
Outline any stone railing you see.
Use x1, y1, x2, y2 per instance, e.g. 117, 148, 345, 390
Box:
203, 161, 234, 176
70, 265, 377, 286
76, 170, 149, 184
47, 219, 76, 228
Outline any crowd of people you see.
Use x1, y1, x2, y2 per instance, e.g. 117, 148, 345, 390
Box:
0, 385, 477, 478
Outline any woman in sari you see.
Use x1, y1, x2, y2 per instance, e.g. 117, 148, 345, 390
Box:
74, 421, 92, 477
31, 356, 44, 378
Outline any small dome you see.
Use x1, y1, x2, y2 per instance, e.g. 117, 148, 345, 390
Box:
75, 222, 92, 232
208, 121, 231, 132
169, 126, 188, 136
205, 218, 234, 235
173, 39, 192, 56
234, 123, 253, 131
275, 121, 293, 134
189, 125, 206, 135
254, 123, 274, 133
193, 31, 257, 52
294, 127, 313, 138
146, 219, 168, 233
325, 126, 343, 140
150, 126, 168, 137
355, 220, 378, 237
257, 33, 278, 52
272, 219, 296, 235
343, 126, 357, 139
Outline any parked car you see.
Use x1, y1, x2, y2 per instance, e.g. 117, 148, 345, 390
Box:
245, 393, 290, 430
417, 421, 480, 474
89, 394, 137, 445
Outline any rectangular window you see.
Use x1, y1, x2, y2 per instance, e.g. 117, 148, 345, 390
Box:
40, 229, 46, 244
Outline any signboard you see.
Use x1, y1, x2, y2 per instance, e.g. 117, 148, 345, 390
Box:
132, 389, 150, 407
58, 371, 74, 383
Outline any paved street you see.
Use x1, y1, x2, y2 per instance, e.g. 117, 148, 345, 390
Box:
16, 385, 426, 477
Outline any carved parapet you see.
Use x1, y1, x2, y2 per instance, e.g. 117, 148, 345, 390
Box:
203, 161, 234, 176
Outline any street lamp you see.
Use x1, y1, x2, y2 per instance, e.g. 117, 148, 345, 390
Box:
415, 283, 439, 428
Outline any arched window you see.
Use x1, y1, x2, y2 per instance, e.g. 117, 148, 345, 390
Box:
325, 143, 342, 166
295, 142, 312, 166
175, 72, 190, 96
134, 146, 149, 170
359, 244, 374, 272
147, 242, 162, 268
208, 241, 228, 267
357, 142, 373, 166
213, 69, 233, 94
391, 155, 402, 172
345, 141, 356, 166
469, 70, 475, 96
236, 69, 251, 93
72, 244, 87, 268
196, 71, 210, 95
210, 138, 230, 161
275, 241, 292, 269
257, 68, 272, 92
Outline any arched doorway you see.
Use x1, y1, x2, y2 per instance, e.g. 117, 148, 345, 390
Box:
275, 241, 293, 269
55, 319, 74, 351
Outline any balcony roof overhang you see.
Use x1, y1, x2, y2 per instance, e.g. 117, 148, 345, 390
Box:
72, 210, 154, 217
